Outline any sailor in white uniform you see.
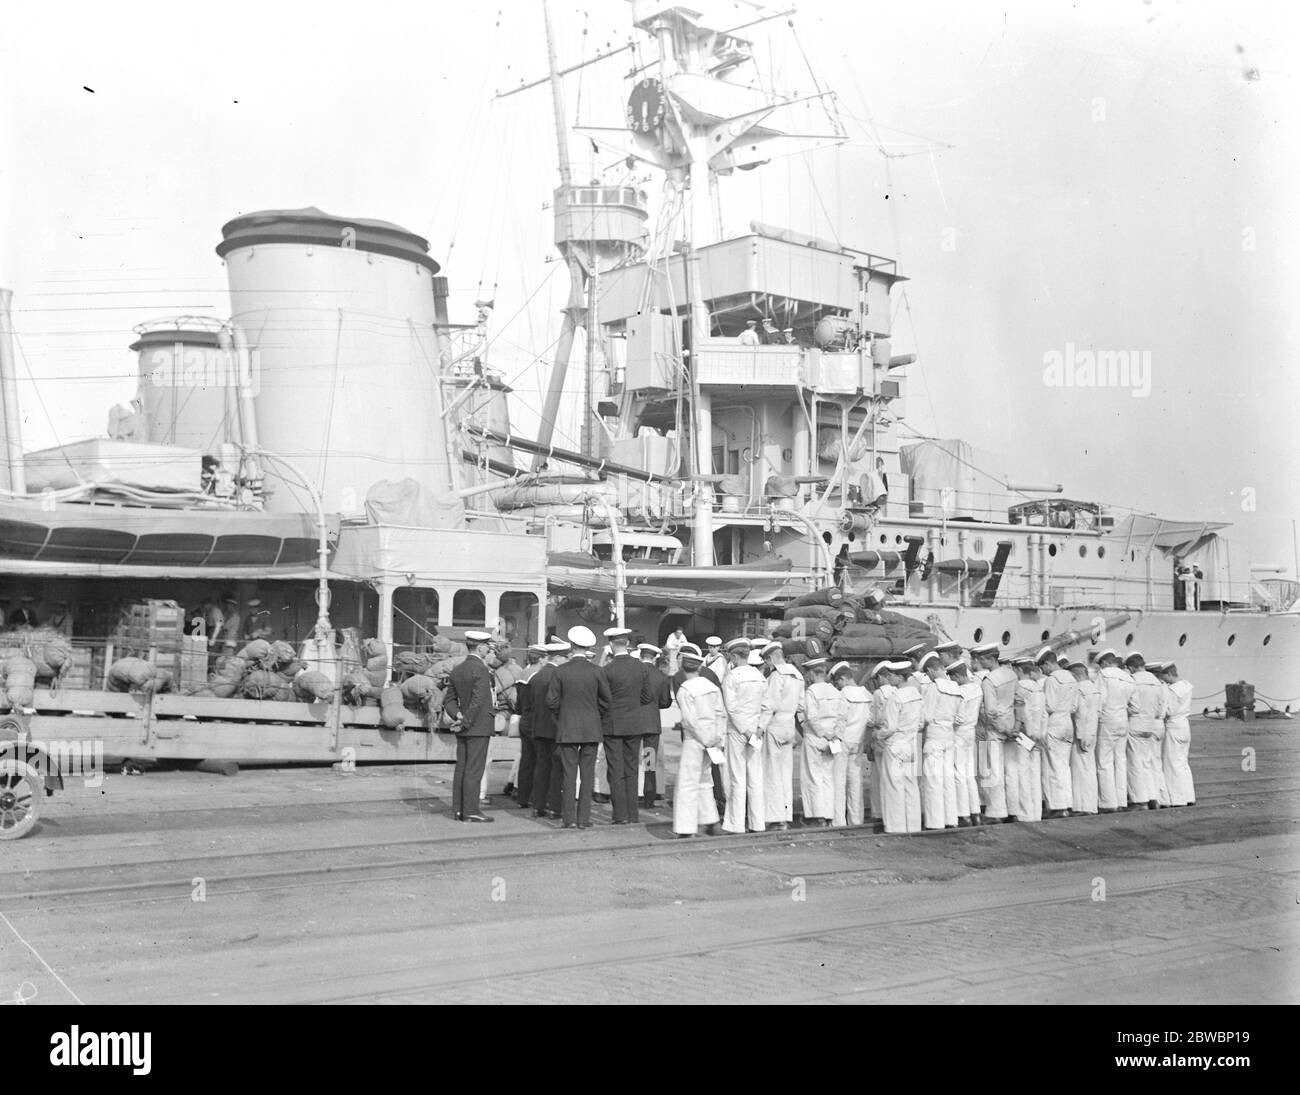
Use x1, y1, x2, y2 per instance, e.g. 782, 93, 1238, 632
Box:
948, 656, 983, 826
799, 658, 843, 826
973, 643, 1015, 824
1125, 652, 1166, 810
1095, 649, 1134, 812
758, 641, 806, 830
872, 660, 923, 834
1037, 647, 1077, 818
918, 651, 960, 829
831, 661, 872, 827
721, 638, 767, 833
673, 646, 725, 837
1065, 658, 1100, 815
1155, 660, 1196, 806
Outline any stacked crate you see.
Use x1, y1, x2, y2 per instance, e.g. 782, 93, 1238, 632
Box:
120, 600, 185, 675
62, 643, 94, 690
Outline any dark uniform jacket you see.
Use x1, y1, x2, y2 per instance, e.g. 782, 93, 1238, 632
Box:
602, 654, 653, 737
529, 663, 559, 740
547, 656, 612, 744
640, 662, 673, 737
444, 654, 496, 737
515, 666, 541, 738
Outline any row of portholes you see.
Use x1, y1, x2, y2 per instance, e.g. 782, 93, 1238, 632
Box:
867, 533, 1107, 560
966, 628, 1267, 649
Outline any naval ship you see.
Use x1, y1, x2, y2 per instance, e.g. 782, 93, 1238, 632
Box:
0, 0, 1294, 718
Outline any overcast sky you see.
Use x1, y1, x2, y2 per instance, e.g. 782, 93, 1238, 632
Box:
1, 0, 1296, 571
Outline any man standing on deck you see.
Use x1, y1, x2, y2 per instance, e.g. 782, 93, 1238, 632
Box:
443, 630, 498, 823
758, 640, 805, 830
600, 626, 650, 825
1037, 648, 1077, 818
738, 319, 761, 346
1095, 649, 1134, 813
721, 637, 766, 833
547, 626, 611, 829
1066, 657, 1100, 816
528, 640, 569, 819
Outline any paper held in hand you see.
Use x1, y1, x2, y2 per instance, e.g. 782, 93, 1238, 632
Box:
828, 739, 843, 755
1014, 732, 1036, 752
706, 746, 726, 765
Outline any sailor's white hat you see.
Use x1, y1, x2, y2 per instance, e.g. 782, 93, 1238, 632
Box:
566, 625, 597, 649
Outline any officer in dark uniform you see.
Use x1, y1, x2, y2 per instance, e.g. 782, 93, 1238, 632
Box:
512, 643, 547, 808
528, 640, 568, 818
546, 625, 612, 829
600, 626, 652, 824
443, 629, 497, 822
639, 643, 672, 807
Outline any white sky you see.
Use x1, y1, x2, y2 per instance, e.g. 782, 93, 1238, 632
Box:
1, 0, 1297, 571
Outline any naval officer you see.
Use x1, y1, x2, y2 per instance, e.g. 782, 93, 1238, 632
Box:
443, 630, 498, 822
546, 625, 612, 828
601, 626, 651, 824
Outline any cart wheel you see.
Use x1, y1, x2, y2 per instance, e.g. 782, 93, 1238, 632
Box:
0, 759, 41, 840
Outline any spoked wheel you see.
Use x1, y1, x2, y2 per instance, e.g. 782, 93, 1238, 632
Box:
0, 760, 41, 840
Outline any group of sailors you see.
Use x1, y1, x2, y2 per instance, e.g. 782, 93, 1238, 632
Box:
442, 625, 1197, 837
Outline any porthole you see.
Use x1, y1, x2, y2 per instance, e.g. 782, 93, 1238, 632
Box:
1078, 545, 1087, 558
895, 535, 903, 545
1048, 543, 1058, 557
847, 532, 856, 542
1178, 634, 1187, 646
973, 627, 984, 642
1041, 630, 1050, 642
1001, 631, 1011, 646
1263, 634, 1272, 646
822, 532, 833, 544
1227, 634, 1236, 646
1097, 546, 1106, 559
1125, 633, 1134, 646
880, 534, 887, 544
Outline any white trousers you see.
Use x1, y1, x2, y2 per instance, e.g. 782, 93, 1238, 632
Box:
1004, 739, 1042, 820
1096, 717, 1128, 810
723, 731, 765, 832
673, 737, 720, 834
1042, 734, 1074, 810
1162, 717, 1195, 805
921, 735, 957, 828
977, 737, 1007, 818
879, 739, 921, 833
479, 735, 495, 799
954, 730, 979, 818
1126, 732, 1160, 804
763, 736, 795, 823
800, 739, 837, 821
1070, 739, 1099, 814
832, 745, 865, 827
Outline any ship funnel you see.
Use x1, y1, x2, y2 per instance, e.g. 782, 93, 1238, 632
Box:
216, 207, 450, 517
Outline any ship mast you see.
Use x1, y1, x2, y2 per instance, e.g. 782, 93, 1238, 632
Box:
534, 0, 594, 465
